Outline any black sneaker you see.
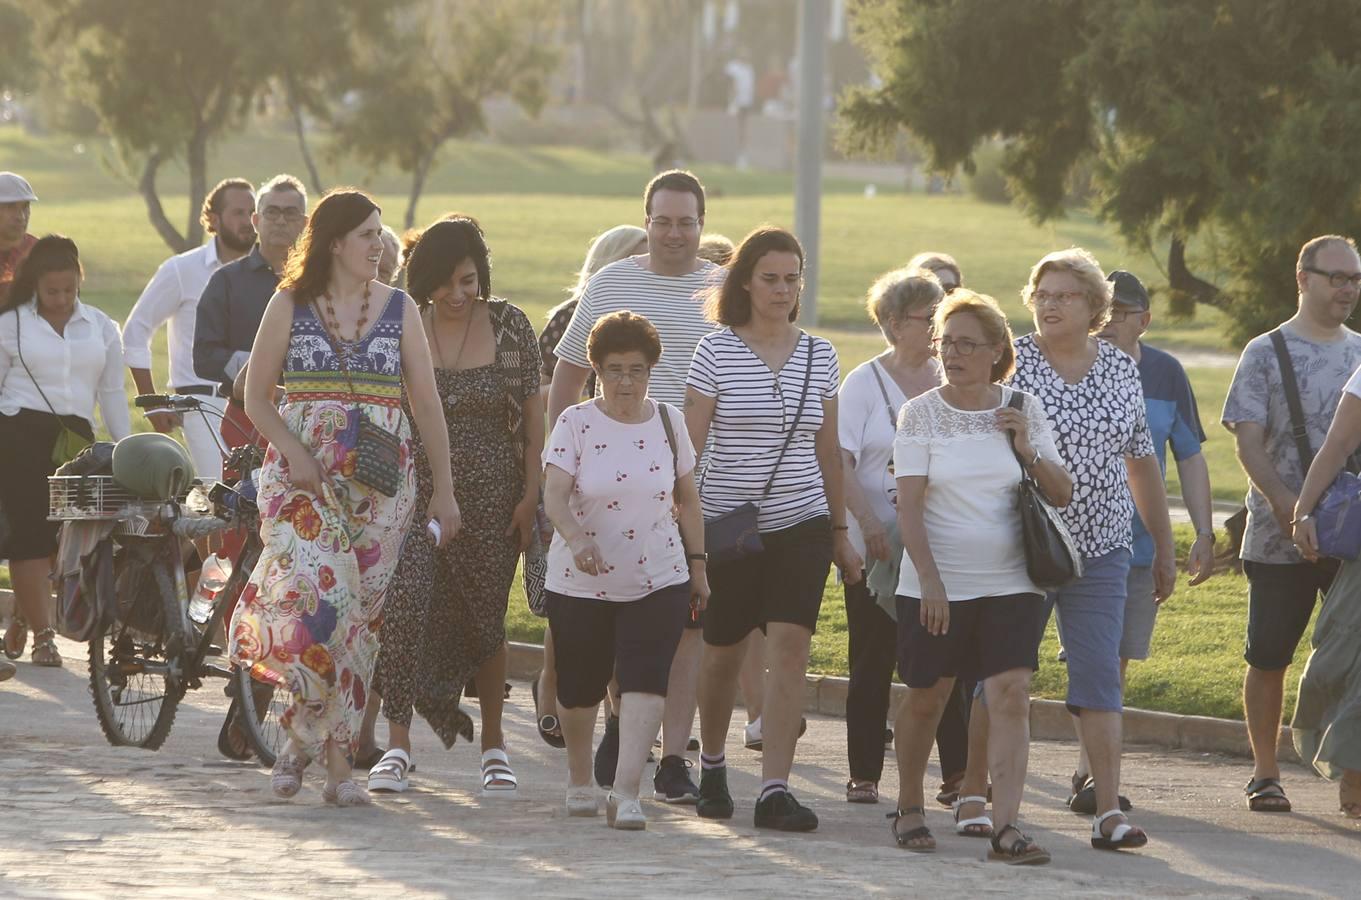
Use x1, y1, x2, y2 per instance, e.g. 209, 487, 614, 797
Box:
594, 714, 620, 789
653, 755, 700, 804
754, 789, 818, 832
697, 765, 734, 819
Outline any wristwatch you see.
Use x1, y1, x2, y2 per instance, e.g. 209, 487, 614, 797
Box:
687, 552, 708, 562
1292, 513, 1314, 526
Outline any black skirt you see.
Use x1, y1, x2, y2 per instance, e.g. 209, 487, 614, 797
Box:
0, 408, 94, 560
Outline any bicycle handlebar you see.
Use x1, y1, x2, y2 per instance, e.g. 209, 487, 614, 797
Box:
135, 393, 209, 412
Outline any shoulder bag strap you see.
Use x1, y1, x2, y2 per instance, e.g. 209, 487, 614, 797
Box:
760, 332, 816, 501
867, 358, 899, 429
657, 402, 680, 475
1269, 329, 1314, 472
1003, 388, 1032, 480
14, 307, 63, 418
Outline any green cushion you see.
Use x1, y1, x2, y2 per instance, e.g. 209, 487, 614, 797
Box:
113, 433, 197, 500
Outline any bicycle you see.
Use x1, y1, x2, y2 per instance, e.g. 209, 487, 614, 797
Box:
51, 393, 286, 762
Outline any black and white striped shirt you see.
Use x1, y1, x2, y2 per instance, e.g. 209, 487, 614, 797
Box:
554, 256, 720, 408
687, 329, 840, 532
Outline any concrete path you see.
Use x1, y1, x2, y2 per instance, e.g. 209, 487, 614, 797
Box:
1, 635, 1357, 898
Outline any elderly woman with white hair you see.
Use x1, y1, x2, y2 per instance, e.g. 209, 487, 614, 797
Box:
1007, 247, 1176, 851
837, 266, 944, 805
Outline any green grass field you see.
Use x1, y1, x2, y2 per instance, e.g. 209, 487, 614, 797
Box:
4, 126, 1274, 719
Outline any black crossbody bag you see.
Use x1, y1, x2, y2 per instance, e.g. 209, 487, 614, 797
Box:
1004, 390, 1083, 588
704, 334, 814, 566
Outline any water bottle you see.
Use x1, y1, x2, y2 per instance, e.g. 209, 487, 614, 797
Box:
189, 553, 232, 625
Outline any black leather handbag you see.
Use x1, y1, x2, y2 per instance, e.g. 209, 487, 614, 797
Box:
704, 335, 814, 566
1005, 391, 1083, 589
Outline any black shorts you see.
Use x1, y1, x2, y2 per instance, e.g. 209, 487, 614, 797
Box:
1242, 559, 1337, 671
895, 593, 1045, 689
547, 582, 690, 709
0, 409, 94, 560
703, 515, 831, 647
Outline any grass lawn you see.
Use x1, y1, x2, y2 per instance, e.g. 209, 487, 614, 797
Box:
4, 126, 1276, 719
506, 524, 1315, 722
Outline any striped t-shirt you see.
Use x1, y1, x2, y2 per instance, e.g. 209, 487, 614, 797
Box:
687, 329, 840, 532
554, 256, 720, 408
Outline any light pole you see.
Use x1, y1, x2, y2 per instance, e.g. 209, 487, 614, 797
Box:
794, 0, 828, 325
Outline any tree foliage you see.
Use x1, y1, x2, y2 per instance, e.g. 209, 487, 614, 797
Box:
0, 0, 36, 94
331, 0, 561, 228
842, 0, 1361, 342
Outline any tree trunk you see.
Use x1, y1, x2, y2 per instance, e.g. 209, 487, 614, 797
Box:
283, 69, 325, 195
138, 152, 190, 254
185, 123, 209, 248
1167, 235, 1225, 314
405, 147, 437, 229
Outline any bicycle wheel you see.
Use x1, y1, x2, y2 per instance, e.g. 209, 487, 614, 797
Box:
88, 545, 186, 750
234, 661, 288, 767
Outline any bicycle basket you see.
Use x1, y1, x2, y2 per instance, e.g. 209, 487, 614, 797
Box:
48, 475, 146, 522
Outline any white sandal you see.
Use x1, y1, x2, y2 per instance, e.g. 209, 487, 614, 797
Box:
566, 783, 598, 817
953, 794, 994, 837
481, 747, 518, 796
367, 748, 411, 793
1091, 808, 1148, 850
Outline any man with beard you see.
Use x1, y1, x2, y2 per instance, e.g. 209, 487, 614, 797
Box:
124, 177, 256, 479
0, 172, 38, 306
193, 174, 307, 449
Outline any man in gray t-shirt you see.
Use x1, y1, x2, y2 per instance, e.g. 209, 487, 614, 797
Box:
1222, 234, 1361, 812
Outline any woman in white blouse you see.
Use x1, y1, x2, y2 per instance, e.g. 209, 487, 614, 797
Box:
0, 235, 131, 669
887, 291, 1071, 864
838, 266, 943, 805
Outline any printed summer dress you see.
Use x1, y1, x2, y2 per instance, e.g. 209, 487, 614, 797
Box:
229, 288, 416, 761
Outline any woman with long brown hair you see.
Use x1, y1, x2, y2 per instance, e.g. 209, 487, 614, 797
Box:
230, 189, 461, 807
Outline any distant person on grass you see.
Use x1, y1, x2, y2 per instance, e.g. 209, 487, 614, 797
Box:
547, 170, 721, 806
124, 177, 256, 480
1052, 268, 1215, 813
0, 172, 38, 307
1223, 234, 1361, 814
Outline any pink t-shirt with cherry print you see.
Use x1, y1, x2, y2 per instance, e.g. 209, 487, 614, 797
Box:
544, 399, 696, 601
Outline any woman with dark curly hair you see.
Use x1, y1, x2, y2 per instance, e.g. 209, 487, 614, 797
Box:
367, 214, 544, 799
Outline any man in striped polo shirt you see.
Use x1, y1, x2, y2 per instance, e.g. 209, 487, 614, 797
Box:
548, 169, 720, 804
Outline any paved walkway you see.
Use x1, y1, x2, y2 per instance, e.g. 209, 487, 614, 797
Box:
1, 635, 1357, 898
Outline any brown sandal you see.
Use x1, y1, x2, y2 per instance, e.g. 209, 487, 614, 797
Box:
846, 779, 879, 803
4, 615, 27, 660
30, 628, 62, 668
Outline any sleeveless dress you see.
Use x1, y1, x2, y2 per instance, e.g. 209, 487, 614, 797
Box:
229, 288, 416, 761
374, 299, 540, 747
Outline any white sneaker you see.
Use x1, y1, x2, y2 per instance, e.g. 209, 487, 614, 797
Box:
744, 718, 763, 751
566, 784, 599, 817
607, 791, 647, 830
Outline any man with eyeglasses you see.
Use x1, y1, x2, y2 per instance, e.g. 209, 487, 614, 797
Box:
1223, 234, 1361, 814
193, 174, 307, 432
548, 169, 721, 806
125, 177, 257, 480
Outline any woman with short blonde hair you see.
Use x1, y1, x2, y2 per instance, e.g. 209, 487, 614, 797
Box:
1021, 248, 1114, 333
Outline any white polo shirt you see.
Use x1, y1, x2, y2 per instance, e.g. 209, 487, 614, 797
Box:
122, 240, 225, 391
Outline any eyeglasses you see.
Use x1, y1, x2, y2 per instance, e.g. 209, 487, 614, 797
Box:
260, 206, 305, 224
648, 217, 700, 233
1031, 289, 1087, 307
902, 312, 935, 326
931, 336, 987, 356
1303, 267, 1361, 289
1107, 308, 1141, 324
599, 366, 651, 383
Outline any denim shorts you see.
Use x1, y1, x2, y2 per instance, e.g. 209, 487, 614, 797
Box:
1119, 565, 1158, 661
1045, 548, 1131, 714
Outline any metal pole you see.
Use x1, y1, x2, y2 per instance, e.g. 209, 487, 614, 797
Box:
795, 0, 828, 325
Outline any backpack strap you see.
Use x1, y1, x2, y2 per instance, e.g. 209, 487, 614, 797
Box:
1269, 329, 1314, 473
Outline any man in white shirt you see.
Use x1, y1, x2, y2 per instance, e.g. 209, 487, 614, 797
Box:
123, 177, 256, 479
548, 169, 719, 805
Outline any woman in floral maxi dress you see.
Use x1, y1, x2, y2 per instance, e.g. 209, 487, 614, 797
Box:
231, 190, 461, 807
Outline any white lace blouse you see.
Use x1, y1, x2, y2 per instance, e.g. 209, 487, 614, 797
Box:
892, 386, 1062, 601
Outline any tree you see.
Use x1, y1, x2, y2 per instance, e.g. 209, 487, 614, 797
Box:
0, 1, 36, 94
46, 0, 268, 253
841, 0, 1361, 342
331, 0, 561, 228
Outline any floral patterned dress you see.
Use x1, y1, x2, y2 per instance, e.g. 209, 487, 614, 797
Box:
229, 288, 416, 761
